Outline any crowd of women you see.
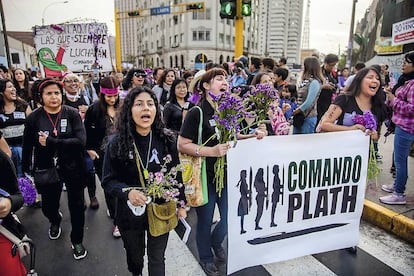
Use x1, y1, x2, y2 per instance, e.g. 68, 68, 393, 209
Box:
0, 50, 413, 276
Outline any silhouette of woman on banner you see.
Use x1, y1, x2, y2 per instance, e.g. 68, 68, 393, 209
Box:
254, 168, 266, 230
270, 165, 283, 227
236, 170, 249, 234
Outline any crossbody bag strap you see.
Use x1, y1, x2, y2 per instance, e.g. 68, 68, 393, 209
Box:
194, 106, 203, 145
132, 143, 146, 188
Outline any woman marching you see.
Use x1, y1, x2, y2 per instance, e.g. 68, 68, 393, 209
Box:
178, 68, 232, 276
84, 76, 121, 237
102, 86, 186, 276
22, 78, 88, 260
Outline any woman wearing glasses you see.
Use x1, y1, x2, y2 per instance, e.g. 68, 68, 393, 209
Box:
121, 69, 149, 100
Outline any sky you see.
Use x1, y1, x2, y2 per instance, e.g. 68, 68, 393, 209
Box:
3, 0, 372, 55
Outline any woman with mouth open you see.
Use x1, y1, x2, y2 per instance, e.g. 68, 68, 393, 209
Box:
102, 86, 186, 276
177, 68, 233, 276
317, 66, 387, 136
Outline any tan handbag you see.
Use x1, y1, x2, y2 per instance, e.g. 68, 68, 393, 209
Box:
179, 106, 208, 207
147, 200, 178, 237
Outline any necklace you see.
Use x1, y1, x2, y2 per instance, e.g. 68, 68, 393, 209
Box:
133, 130, 152, 180
45, 108, 62, 136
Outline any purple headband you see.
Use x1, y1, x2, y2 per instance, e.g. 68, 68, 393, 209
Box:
100, 87, 119, 96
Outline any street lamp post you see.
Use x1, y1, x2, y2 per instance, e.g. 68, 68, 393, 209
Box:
42, 1, 69, 26
346, 0, 357, 68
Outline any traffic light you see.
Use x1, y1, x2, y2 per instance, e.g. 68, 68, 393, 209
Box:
220, 0, 236, 19
241, 0, 251, 16
186, 2, 204, 11
127, 11, 140, 17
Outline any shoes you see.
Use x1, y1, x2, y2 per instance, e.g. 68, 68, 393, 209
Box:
71, 243, 87, 260
270, 222, 277, 227
62, 183, 67, 191
375, 154, 383, 161
200, 262, 219, 276
381, 184, 394, 193
213, 246, 226, 263
89, 197, 99, 209
379, 193, 406, 205
49, 212, 63, 240
240, 229, 246, 234
112, 225, 121, 238
255, 225, 263, 230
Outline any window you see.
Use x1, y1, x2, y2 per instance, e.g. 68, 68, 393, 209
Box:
192, 30, 211, 41
192, 8, 211, 20
219, 33, 224, 44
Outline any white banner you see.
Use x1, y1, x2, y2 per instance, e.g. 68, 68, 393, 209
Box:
33, 23, 112, 77
392, 17, 414, 46
227, 131, 369, 274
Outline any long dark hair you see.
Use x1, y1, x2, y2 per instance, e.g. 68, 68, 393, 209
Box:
99, 76, 120, 113
0, 79, 28, 113
168, 78, 189, 105
157, 68, 176, 86
114, 86, 165, 160
346, 67, 387, 122
12, 69, 32, 101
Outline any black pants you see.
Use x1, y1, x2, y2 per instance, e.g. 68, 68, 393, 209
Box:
40, 175, 85, 244
95, 157, 116, 220
85, 155, 96, 200
119, 228, 169, 276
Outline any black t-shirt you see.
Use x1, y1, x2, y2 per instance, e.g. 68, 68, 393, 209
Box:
334, 94, 373, 127
179, 99, 219, 185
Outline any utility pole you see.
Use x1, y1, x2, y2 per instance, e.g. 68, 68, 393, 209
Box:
346, 0, 357, 68
0, 0, 11, 69
234, 0, 243, 58
114, 8, 122, 72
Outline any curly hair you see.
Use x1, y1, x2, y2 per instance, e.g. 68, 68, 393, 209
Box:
122, 68, 148, 90
113, 86, 167, 160
12, 68, 32, 101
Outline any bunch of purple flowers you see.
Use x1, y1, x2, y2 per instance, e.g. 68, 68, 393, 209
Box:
352, 111, 377, 131
18, 177, 37, 205
146, 154, 184, 203
243, 83, 280, 124
209, 90, 246, 196
352, 111, 380, 182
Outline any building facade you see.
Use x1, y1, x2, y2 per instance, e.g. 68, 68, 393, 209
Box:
115, 0, 303, 69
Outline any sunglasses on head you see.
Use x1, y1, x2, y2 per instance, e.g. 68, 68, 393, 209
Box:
134, 72, 146, 78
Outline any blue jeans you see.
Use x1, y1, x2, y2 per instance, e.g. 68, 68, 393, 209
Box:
9, 145, 22, 177
292, 116, 317, 134
195, 183, 228, 263
393, 126, 414, 195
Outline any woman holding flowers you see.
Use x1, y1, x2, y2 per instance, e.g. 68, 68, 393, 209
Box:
379, 52, 414, 205
317, 67, 387, 186
178, 68, 232, 276
102, 86, 186, 276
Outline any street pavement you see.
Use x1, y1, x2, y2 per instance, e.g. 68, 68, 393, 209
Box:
15, 128, 414, 275
363, 128, 414, 243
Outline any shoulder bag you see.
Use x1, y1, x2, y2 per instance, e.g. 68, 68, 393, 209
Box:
179, 106, 208, 207
132, 143, 178, 237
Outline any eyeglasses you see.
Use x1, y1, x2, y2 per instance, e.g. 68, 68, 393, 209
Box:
64, 79, 79, 84
134, 72, 147, 78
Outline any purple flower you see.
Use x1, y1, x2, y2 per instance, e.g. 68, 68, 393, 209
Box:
351, 111, 377, 131
18, 177, 37, 205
